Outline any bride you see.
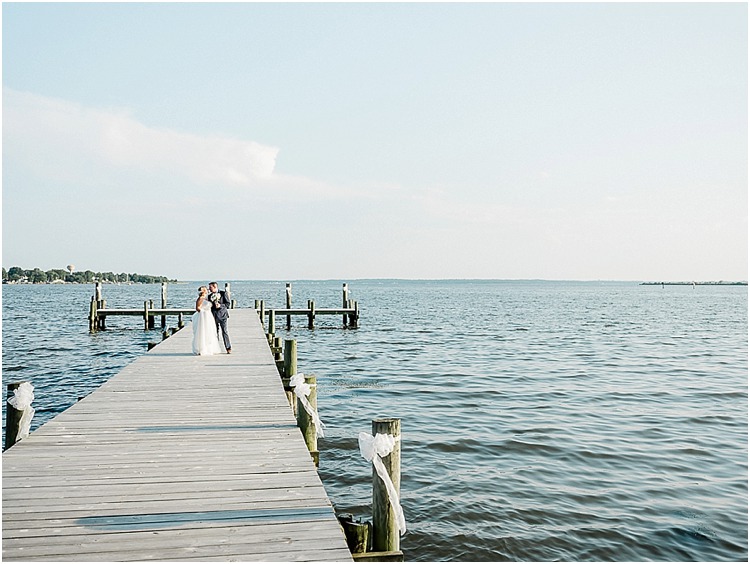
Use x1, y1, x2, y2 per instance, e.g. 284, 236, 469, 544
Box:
192, 286, 222, 355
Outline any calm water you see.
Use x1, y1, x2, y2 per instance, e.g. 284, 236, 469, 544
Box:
2, 280, 747, 561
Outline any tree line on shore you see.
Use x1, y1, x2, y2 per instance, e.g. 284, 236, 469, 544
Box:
2, 266, 176, 284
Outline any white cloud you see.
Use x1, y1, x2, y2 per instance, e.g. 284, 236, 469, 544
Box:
98, 113, 279, 184
3, 88, 278, 188
3, 88, 364, 205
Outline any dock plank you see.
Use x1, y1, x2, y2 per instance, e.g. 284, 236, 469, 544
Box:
3, 309, 352, 562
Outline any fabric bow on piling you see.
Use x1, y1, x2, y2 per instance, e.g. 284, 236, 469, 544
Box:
289, 373, 325, 438
8, 382, 35, 440
359, 432, 407, 535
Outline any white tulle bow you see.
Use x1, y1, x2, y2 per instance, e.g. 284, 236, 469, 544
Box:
289, 373, 325, 438
8, 382, 35, 440
359, 432, 406, 535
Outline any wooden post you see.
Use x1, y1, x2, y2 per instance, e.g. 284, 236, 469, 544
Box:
372, 418, 402, 554
97, 300, 104, 330
268, 309, 276, 336
297, 373, 319, 466
283, 339, 297, 413
95, 282, 103, 330
162, 330, 170, 341
286, 283, 292, 330
283, 339, 297, 378
231, 299, 236, 309
273, 334, 284, 373
161, 282, 167, 328
337, 514, 372, 554
308, 299, 315, 329
178, 313, 185, 329
89, 296, 98, 332
343, 283, 349, 327
144, 301, 150, 330
260, 300, 265, 328
99, 299, 107, 330
224, 283, 232, 310
273, 336, 283, 360
352, 300, 360, 329
4, 382, 33, 451
148, 300, 156, 329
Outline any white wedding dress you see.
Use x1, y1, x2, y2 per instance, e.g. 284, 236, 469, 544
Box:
192, 299, 222, 355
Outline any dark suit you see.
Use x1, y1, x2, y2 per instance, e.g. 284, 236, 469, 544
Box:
210, 290, 231, 351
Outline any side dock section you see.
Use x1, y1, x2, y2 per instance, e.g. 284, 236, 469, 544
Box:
2, 309, 352, 562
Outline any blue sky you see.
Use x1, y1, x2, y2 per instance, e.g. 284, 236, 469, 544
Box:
3, 3, 747, 281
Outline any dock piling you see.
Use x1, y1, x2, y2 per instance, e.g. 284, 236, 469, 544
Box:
283, 339, 297, 377
295, 373, 320, 466
283, 339, 298, 411
99, 299, 107, 330
224, 283, 232, 309
161, 282, 167, 328
4, 382, 35, 451
272, 336, 283, 360
286, 283, 292, 329
338, 514, 372, 554
343, 283, 349, 327
352, 301, 360, 328
89, 297, 98, 332
371, 418, 403, 554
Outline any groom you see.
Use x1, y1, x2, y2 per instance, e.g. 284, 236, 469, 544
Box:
208, 281, 231, 354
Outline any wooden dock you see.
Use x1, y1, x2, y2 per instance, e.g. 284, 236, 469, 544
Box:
2, 309, 353, 562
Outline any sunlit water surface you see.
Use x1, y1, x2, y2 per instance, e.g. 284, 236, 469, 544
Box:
2, 280, 747, 561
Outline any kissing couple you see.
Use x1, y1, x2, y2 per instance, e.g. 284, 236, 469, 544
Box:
192, 281, 232, 356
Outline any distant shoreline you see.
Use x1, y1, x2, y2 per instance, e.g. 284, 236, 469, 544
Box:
2, 266, 176, 285
2, 280, 180, 285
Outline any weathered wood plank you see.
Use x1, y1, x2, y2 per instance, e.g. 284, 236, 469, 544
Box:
2, 520, 347, 558
4, 475, 327, 502
3, 458, 316, 477
3, 469, 319, 487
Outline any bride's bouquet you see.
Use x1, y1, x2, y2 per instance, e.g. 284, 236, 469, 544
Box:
209, 292, 222, 308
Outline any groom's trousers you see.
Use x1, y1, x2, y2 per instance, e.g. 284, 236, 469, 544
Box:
215, 316, 231, 351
